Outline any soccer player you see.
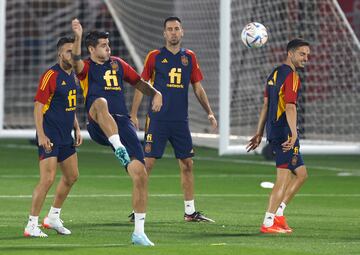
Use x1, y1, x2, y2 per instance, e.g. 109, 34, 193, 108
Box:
246, 38, 310, 233
24, 37, 82, 238
71, 19, 162, 246
130, 16, 217, 222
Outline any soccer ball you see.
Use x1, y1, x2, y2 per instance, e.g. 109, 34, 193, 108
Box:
241, 22, 268, 48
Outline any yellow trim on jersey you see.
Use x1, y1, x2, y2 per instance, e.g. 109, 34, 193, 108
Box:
292, 72, 299, 92
42, 93, 54, 114
143, 49, 159, 66
149, 70, 156, 86
273, 70, 278, 84
276, 84, 286, 121
145, 114, 151, 133
80, 72, 89, 103
40, 70, 55, 91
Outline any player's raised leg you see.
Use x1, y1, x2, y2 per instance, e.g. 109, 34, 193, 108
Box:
89, 98, 130, 166
24, 157, 58, 237
43, 153, 79, 235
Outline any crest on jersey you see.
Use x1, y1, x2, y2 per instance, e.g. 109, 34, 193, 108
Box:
110, 60, 119, 71
181, 55, 188, 66
144, 143, 152, 153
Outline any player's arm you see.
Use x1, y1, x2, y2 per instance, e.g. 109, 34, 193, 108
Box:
134, 80, 162, 112
246, 97, 268, 152
192, 82, 217, 131
34, 102, 52, 152
282, 103, 297, 151
73, 114, 82, 147
130, 87, 144, 129
71, 19, 85, 74
281, 72, 300, 151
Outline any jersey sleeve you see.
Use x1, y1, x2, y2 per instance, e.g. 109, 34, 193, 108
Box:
34, 69, 57, 104
141, 50, 158, 81
76, 60, 90, 81
187, 50, 203, 84
283, 72, 301, 104
118, 58, 141, 86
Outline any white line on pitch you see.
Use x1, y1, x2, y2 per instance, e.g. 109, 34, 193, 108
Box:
0, 243, 127, 248
0, 193, 359, 199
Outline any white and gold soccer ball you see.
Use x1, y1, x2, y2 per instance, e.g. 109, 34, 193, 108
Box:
241, 22, 268, 48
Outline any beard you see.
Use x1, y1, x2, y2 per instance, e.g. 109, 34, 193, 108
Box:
61, 60, 72, 70
169, 38, 180, 46
97, 52, 110, 62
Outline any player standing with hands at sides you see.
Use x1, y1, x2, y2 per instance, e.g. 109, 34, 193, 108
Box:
72, 19, 162, 246
246, 39, 310, 233
24, 37, 82, 237
130, 17, 217, 223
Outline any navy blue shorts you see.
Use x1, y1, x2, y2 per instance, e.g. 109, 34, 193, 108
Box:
144, 119, 194, 159
38, 143, 76, 162
271, 138, 304, 172
87, 114, 145, 164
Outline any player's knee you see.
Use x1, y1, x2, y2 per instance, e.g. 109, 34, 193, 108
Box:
65, 171, 79, 186
93, 98, 108, 112
145, 161, 154, 174
132, 169, 148, 185
129, 161, 148, 183
296, 167, 308, 182
40, 175, 56, 188
299, 171, 308, 182
181, 159, 193, 173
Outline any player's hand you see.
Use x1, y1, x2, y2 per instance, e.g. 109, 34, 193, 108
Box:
151, 91, 162, 112
281, 135, 297, 152
130, 114, 139, 130
72, 19, 83, 38
246, 134, 262, 152
74, 128, 83, 147
208, 114, 217, 132
38, 134, 53, 153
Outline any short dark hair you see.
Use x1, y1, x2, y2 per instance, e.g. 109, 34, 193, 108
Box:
56, 37, 74, 51
163, 16, 182, 28
85, 31, 109, 50
286, 38, 310, 52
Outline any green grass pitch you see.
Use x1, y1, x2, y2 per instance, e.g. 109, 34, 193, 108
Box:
0, 139, 359, 255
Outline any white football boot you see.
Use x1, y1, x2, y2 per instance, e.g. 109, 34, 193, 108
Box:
42, 216, 71, 235
24, 224, 48, 238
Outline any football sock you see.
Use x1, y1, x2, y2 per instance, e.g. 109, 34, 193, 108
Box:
48, 206, 61, 219
275, 202, 287, 216
108, 134, 123, 150
184, 200, 195, 215
263, 212, 275, 227
28, 215, 39, 226
134, 213, 146, 235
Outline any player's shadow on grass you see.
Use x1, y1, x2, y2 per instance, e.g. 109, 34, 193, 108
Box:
87, 222, 131, 228
200, 232, 261, 237
0, 236, 26, 241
